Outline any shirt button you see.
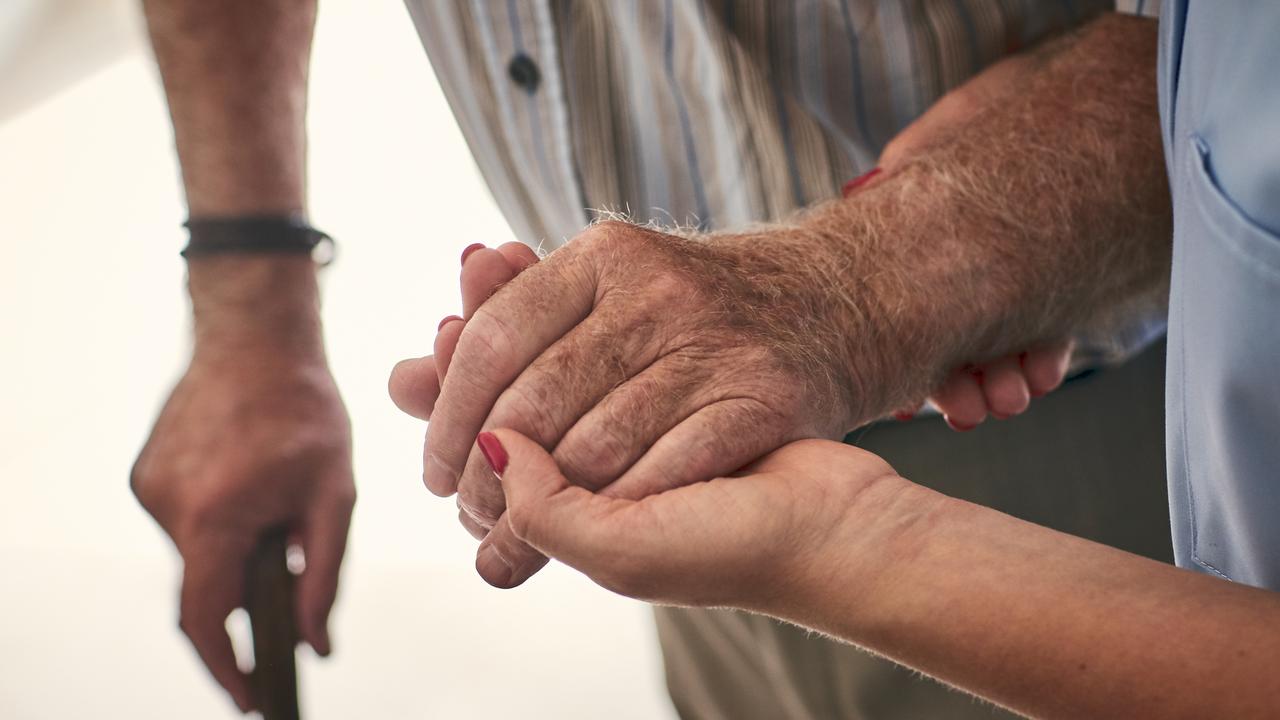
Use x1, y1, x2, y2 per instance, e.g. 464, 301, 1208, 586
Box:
507, 53, 541, 94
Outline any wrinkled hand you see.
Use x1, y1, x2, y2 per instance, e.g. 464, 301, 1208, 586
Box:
395, 224, 876, 589
132, 351, 354, 713
394, 243, 1071, 446
480, 428, 902, 612
390, 236, 1070, 591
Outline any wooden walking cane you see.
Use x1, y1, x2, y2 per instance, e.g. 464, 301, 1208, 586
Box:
245, 527, 301, 720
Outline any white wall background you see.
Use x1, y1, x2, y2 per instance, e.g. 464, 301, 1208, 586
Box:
0, 2, 673, 718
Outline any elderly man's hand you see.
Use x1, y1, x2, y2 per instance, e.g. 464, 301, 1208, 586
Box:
391, 233, 1072, 590
132, 259, 354, 713
406, 223, 875, 588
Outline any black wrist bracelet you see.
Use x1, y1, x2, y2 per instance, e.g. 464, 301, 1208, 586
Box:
181, 215, 335, 266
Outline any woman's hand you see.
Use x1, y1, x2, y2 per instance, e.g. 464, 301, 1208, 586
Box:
477, 429, 909, 612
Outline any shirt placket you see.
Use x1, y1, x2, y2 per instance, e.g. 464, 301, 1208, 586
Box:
471, 0, 585, 247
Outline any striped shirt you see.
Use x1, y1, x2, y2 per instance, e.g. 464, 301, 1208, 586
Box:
404, 0, 1164, 363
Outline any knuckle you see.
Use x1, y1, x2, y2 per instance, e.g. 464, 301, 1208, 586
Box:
457, 482, 503, 528
556, 426, 633, 489
573, 220, 661, 268
185, 496, 220, 531
177, 615, 194, 640
331, 483, 358, 512
128, 459, 152, 504
580, 220, 633, 251
176, 606, 206, 640
880, 136, 906, 165
342, 483, 358, 507
181, 483, 240, 537
492, 379, 560, 441
505, 503, 534, 542
496, 379, 547, 429
630, 270, 699, 318
454, 310, 520, 389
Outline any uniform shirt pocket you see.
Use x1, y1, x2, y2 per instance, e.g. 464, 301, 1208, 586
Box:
1167, 133, 1280, 588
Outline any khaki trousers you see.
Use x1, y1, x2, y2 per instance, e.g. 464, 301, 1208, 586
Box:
655, 340, 1172, 720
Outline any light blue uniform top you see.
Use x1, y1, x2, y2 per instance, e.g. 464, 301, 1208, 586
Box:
1161, 0, 1280, 589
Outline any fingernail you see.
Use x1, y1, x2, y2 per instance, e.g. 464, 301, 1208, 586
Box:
945, 416, 978, 432
461, 243, 485, 265
476, 543, 513, 587
438, 314, 462, 331
476, 431, 508, 476
841, 167, 882, 197
893, 411, 915, 422
991, 411, 1010, 421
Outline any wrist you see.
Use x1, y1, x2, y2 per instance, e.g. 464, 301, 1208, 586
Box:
707, 222, 917, 427
187, 254, 325, 360
777, 179, 995, 422
781, 473, 949, 638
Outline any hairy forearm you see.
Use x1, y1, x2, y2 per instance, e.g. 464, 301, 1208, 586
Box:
143, 0, 325, 350
720, 14, 1170, 422
782, 478, 1280, 719
142, 0, 317, 216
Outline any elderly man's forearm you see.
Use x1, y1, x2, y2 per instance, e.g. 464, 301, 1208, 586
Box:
142, 0, 316, 216
733, 14, 1170, 417
143, 0, 324, 343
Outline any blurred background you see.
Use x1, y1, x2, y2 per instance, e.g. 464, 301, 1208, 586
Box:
0, 1, 672, 717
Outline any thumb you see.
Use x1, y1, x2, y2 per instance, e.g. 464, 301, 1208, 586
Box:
388, 355, 440, 421
479, 429, 625, 572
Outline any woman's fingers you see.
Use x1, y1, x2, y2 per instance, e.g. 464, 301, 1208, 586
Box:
930, 368, 988, 431
461, 247, 521, 318
927, 339, 1073, 430
485, 429, 630, 575
496, 241, 539, 272
433, 317, 466, 383
1022, 339, 1075, 397
979, 356, 1031, 419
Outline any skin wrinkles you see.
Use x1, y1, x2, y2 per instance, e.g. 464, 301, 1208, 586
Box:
425, 220, 875, 587
552, 350, 712, 490
449, 219, 860, 492
453, 298, 671, 521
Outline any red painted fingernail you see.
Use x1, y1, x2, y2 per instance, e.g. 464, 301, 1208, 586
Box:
438, 314, 462, 331
893, 411, 915, 422
461, 243, 485, 265
476, 432, 508, 476
841, 167, 882, 197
